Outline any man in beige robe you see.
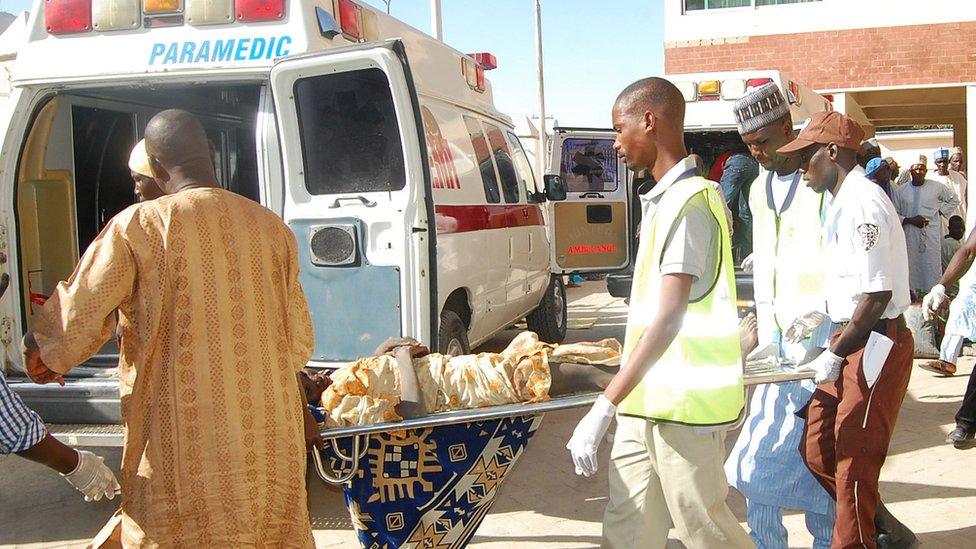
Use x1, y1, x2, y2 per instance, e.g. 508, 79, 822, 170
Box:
22, 110, 316, 547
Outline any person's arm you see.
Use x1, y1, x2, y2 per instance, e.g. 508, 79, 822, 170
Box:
26, 219, 137, 380
829, 291, 892, 357
603, 273, 692, 405
283, 230, 322, 451
939, 184, 962, 216
941, 225, 976, 285
16, 434, 78, 474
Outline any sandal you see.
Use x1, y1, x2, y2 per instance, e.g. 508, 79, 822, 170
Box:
918, 360, 956, 376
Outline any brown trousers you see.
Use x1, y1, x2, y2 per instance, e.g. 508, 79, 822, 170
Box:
800, 319, 914, 549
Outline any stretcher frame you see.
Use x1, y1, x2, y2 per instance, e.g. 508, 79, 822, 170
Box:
309, 359, 813, 485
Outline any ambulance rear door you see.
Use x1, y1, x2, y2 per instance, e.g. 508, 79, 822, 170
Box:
270, 40, 436, 362
547, 128, 631, 274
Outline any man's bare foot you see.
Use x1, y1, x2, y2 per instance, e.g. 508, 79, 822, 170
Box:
739, 313, 759, 358
918, 360, 956, 376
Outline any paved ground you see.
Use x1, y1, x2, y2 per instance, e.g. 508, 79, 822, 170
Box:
3, 281, 975, 548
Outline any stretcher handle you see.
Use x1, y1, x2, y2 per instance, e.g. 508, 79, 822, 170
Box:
311, 434, 365, 485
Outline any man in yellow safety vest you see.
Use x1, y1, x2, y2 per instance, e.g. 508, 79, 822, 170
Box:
565, 77, 751, 549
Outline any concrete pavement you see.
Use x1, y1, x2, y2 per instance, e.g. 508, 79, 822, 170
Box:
3, 281, 975, 548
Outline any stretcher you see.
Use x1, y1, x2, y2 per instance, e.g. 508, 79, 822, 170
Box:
309, 359, 812, 549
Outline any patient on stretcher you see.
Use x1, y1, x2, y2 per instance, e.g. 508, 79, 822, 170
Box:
313, 332, 622, 427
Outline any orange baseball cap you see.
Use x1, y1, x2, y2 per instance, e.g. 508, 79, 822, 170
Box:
777, 111, 865, 155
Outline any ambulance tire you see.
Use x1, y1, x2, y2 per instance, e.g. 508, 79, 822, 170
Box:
438, 310, 470, 357
526, 275, 568, 344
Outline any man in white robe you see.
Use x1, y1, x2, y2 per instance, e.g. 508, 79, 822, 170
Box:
892, 160, 960, 293
931, 147, 967, 231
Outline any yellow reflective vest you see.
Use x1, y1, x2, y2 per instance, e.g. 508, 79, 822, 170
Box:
618, 174, 744, 426
749, 169, 826, 339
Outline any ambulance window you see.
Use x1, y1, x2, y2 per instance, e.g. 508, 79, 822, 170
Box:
485, 123, 520, 203
463, 116, 500, 203
560, 138, 618, 194
506, 131, 540, 203
294, 68, 405, 195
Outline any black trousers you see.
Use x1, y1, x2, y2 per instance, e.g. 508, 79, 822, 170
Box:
956, 366, 976, 431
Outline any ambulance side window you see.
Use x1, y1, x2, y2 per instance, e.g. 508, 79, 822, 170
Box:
506, 131, 539, 203
485, 123, 521, 203
294, 68, 406, 194
463, 115, 500, 203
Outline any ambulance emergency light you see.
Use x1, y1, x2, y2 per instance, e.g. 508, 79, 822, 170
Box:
336, 0, 363, 41
46, 0, 92, 34
236, 0, 285, 22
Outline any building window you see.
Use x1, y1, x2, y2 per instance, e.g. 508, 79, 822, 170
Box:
685, 0, 819, 10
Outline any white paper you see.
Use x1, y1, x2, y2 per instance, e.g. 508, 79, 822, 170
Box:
863, 331, 894, 389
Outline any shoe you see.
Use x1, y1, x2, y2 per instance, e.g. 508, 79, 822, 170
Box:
946, 426, 976, 448
874, 503, 919, 549
917, 360, 956, 376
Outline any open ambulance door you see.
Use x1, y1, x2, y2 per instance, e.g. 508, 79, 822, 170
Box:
270, 40, 437, 363
546, 128, 631, 274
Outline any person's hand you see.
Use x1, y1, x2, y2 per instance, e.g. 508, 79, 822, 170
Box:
783, 311, 829, 344
373, 337, 428, 357
796, 349, 844, 384
61, 450, 120, 502
923, 284, 948, 320
740, 253, 755, 275
566, 395, 616, 477
904, 215, 928, 228
21, 334, 63, 386
302, 404, 324, 452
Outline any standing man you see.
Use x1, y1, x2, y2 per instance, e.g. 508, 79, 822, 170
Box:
949, 146, 967, 179
566, 77, 751, 548
866, 157, 894, 198
930, 146, 967, 227
22, 110, 318, 547
724, 84, 835, 549
892, 159, 959, 294
922, 220, 976, 446
720, 146, 760, 261
778, 111, 914, 548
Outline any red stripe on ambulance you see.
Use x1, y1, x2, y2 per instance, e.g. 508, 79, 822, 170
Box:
434, 204, 544, 234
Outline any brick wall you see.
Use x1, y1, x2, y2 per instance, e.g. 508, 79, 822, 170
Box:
665, 22, 976, 89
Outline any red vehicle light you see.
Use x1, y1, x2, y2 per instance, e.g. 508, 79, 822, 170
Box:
746, 77, 773, 90
336, 0, 363, 40
235, 0, 284, 22
46, 0, 92, 35
467, 52, 498, 71
476, 65, 485, 92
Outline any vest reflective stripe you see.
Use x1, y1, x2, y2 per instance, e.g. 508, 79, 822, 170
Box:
618, 176, 744, 426
750, 170, 826, 332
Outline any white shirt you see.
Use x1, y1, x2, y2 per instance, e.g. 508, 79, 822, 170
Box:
822, 170, 911, 322
769, 170, 795, 212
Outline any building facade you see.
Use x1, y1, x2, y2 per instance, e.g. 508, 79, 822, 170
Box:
664, 0, 976, 168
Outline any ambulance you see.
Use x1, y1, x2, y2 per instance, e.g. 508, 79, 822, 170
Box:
547, 71, 832, 302
1, 0, 629, 425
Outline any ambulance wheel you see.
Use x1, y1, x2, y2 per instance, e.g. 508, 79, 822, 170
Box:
438, 310, 470, 356
526, 275, 567, 344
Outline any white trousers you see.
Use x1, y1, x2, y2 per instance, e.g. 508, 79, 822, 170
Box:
602, 415, 754, 549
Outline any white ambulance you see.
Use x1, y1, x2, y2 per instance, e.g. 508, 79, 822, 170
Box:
547, 72, 832, 301
1, 0, 619, 424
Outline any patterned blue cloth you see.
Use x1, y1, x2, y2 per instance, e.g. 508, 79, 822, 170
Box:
324, 415, 543, 549
946, 281, 976, 339
0, 369, 47, 454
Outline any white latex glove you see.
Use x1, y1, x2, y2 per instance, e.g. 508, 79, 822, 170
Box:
922, 284, 948, 320
796, 349, 844, 384
566, 395, 616, 477
784, 311, 829, 343
740, 253, 755, 275
62, 450, 120, 502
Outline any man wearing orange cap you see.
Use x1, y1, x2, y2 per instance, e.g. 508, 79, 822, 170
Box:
778, 111, 915, 548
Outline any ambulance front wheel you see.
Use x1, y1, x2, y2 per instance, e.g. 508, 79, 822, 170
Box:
526, 275, 568, 344
438, 309, 470, 357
